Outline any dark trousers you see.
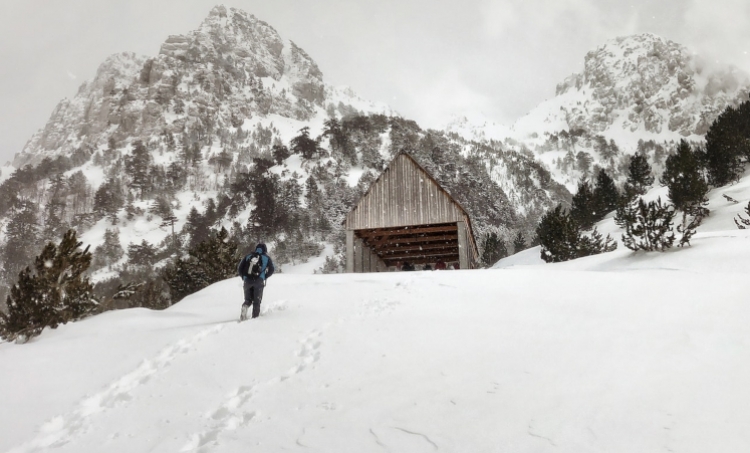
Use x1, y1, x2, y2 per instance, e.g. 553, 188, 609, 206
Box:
243, 278, 265, 318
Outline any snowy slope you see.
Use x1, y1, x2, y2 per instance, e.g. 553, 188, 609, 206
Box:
3, 173, 750, 452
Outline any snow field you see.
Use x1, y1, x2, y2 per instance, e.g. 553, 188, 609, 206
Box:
2, 241, 750, 452
3, 169, 750, 452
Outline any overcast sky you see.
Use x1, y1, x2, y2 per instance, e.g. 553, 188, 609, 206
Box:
1, 0, 749, 165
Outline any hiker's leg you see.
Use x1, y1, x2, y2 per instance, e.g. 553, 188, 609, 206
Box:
241, 281, 253, 320
251, 281, 264, 318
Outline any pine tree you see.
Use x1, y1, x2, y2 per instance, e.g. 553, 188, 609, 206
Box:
150, 195, 175, 219
128, 278, 171, 310
570, 178, 597, 230
125, 140, 152, 198
661, 140, 709, 244
125, 192, 141, 221
185, 206, 211, 250
272, 143, 291, 165
128, 240, 157, 267
734, 202, 750, 229
577, 228, 618, 257
616, 197, 676, 252
95, 228, 124, 268
42, 198, 68, 243
537, 205, 616, 263
704, 100, 750, 187
497, 239, 508, 262
191, 227, 239, 283
592, 170, 620, 219
2, 201, 40, 282
0, 229, 96, 342
323, 118, 354, 164
538, 206, 579, 263
249, 174, 280, 240
161, 257, 204, 304
512, 231, 526, 254
480, 232, 505, 267
661, 140, 709, 214
67, 170, 89, 215
163, 227, 238, 303
290, 127, 322, 160
624, 152, 654, 201
94, 178, 125, 224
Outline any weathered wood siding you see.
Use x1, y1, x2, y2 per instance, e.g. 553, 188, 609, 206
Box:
345, 154, 465, 230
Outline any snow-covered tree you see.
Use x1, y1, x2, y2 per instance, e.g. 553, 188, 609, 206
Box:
705, 100, 750, 187
616, 197, 676, 252
570, 178, 597, 230
512, 231, 527, 254
94, 228, 124, 268
163, 227, 239, 303
0, 229, 96, 342
480, 232, 507, 267
624, 152, 654, 201
1, 201, 40, 282
537, 205, 616, 263
592, 170, 620, 219
661, 140, 709, 245
734, 202, 750, 229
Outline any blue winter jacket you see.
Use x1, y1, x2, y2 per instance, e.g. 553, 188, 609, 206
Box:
239, 243, 271, 281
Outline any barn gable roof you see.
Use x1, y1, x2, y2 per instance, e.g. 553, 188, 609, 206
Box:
346, 151, 471, 237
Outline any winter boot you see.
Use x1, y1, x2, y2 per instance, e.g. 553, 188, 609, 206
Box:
240, 304, 248, 321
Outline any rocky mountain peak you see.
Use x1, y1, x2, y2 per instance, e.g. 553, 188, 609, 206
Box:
513, 33, 750, 139
15, 5, 346, 168
556, 33, 692, 97
160, 5, 322, 88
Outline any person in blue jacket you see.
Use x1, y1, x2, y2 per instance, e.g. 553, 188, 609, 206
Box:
237, 243, 275, 321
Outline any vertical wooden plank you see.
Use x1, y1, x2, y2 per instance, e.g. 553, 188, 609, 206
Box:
346, 230, 354, 273
347, 152, 474, 230
457, 220, 469, 270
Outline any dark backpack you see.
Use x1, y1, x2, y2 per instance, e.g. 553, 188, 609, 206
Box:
238, 252, 263, 280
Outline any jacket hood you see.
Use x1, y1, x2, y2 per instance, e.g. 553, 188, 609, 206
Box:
255, 243, 268, 254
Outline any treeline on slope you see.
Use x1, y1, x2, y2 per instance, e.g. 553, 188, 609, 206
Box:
0, 226, 239, 342
537, 96, 750, 262
522, 125, 692, 191
464, 139, 571, 265
0, 112, 526, 316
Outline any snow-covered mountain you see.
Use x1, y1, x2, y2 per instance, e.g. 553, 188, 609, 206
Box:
446, 33, 750, 190
14, 5, 391, 169
3, 8, 749, 309
516, 33, 749, 139
2, 169, 750, 452
0, 3, 572, 298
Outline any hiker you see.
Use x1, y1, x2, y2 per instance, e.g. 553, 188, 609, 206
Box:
237, 243, 275, 321
434, 259, 446, 270
401, 261, 415, 271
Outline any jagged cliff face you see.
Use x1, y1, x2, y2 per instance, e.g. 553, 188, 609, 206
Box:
514, 33, 750, 139
445, 33, 750, 191
15, 6, 377, 168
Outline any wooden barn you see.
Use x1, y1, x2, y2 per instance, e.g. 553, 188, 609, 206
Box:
345, 152, 479, 272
